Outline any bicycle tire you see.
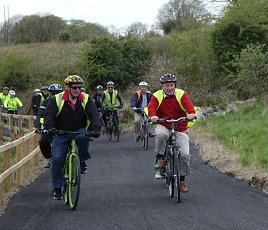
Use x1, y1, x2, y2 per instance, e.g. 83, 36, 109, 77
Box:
68, 154, 81, 210
112, 119, 119, 142
106, 118, 112, 141
169, 149, 175, 198
63, 163, 69, 205
143, 124, 149, 150
174, 151, 181, 203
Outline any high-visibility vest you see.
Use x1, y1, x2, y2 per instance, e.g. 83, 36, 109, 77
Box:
153, 89, 200, 128
102, 90, 118, 109
55, 92, 90, 128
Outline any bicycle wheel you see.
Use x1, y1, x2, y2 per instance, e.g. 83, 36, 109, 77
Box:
68, 154, 81, 210
174, 150, 181, 203
168, 150, 175, 198
106, 119, 112, 141
112, 119, 119, 142
63, 161, 69, 205
143, 123, 149, 150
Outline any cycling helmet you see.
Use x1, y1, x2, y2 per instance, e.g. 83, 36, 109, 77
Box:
97, 85, 103, 90
3, 87, 9, 90
34, 88, 40, 93
9, 90, 16, 96
107, 81, 114, 86
40, 86, 49, 90
65, 75, 83, 85
160, 74, 176, 84
80, 88, 86, 93
49, 84, 62, 92
139, 81, 148, 87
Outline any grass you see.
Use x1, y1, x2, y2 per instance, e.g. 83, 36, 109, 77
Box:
195, 100, 268, 171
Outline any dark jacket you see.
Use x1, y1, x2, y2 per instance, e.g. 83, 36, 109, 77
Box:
44, 91, 101, 132
130, 90, 153, 113
34, 96, 51, 129
92, 91, 103, 109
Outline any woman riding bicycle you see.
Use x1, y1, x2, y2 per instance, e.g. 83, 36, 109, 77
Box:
148, 73, 196, 193
44, 75, 101, 200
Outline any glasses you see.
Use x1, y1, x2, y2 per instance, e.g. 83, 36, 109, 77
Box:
71, 86, 82, 90
107, 87, 114, 89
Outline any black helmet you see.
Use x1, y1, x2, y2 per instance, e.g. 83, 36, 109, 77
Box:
159, 74, 176, 84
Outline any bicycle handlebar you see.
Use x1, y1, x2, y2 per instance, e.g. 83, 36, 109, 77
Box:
156, 116, 197, 123
41, 129, 99, 137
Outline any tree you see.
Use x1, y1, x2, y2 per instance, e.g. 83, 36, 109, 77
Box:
211, 0, 268, 73
157, 0, 208, 34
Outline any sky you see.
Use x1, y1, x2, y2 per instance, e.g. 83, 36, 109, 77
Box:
1, 0, 169, 28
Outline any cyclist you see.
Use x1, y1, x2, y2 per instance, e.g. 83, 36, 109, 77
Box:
80, 87, 86, 96
130, 81, 154, 142
44, 75, 101, 200
4, 90, 23, 114
92, 85, 103, 111
35, 84, 62, 168
101, 81, 123, 128
36, 86, 49, 109
148, 73, 195, 193
31, 88, 41, 115
0, 87, 10, 111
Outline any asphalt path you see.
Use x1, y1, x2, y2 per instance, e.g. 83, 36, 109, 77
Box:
0, 133, 268, 230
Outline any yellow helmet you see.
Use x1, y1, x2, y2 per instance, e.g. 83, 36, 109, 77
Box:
64, 75, 83, 85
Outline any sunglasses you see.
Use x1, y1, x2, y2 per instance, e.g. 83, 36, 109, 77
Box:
71, 86, 82, 90
107, 87, 114, 89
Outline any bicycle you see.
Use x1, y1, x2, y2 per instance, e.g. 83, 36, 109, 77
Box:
44, 129, 94, 210
104, 106, 120, 142
133, 108, 149, 150
157, 117, 195, 203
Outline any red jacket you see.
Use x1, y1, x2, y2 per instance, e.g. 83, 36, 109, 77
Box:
148, 91, 195, 131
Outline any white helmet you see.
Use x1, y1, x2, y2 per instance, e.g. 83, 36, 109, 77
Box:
139, 81, 148, 87
34, 88, 40, 93
9, 90, 16, 96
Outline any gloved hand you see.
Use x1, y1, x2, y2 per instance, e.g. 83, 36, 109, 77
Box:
35, 128, 42, 134
92, 131, 100, 138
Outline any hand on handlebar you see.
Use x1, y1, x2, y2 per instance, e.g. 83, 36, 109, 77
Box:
187, 114, 196, 121
150, 116, 159, 123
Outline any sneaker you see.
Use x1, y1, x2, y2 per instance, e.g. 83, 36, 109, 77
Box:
44, 158, 51, 168
135, 135, 141, 142
80, 160, 87, 174
53, 188, 63, 200
155, 170, 164, 179
180, 181, 188, 193
154, 159, 166, 170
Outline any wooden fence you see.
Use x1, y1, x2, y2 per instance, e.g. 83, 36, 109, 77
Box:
0, 113, 42, 210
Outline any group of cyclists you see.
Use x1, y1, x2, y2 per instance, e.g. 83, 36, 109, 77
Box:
2, 72, 196, 200
0, 87, 23, 116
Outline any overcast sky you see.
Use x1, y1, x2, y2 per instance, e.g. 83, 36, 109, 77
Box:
1, 0, 169, 28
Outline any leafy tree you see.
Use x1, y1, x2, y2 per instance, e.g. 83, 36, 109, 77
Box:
85, 36, 152, 90
211, 0, 268, 73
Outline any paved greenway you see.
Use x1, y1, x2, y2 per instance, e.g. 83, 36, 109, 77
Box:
0, 134, 268, 230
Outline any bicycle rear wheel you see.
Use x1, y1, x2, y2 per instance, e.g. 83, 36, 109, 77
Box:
68, 154, 81, 210
174, 151, 181, 203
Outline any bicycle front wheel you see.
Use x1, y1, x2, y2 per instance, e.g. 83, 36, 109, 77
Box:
68, 154, 81, 210
166, 150, 174, 197
112, 119, 119, 142
106, 121, 112, 141
174, 151, 181, 203
143, 124, 149, 150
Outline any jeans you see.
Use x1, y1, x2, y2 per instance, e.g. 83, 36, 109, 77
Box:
51, 128, 90, 188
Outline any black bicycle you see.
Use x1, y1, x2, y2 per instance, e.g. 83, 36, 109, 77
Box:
104, 107, 120, 142
158, 117, 192, 203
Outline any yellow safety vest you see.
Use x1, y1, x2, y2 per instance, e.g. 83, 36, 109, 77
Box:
102, 90, 118, 109
153, 89, 200, 128
55, 92, 90, 128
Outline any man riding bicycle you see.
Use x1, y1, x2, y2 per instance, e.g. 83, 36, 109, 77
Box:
44, 75, 101, 200
148, 73, 196, 193
130, 81, 154, 142
101, 81, 123, 128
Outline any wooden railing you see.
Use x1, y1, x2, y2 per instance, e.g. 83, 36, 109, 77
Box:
0, 113, 42, 210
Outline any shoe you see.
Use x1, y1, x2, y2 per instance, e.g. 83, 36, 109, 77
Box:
53, 188, 63, 200
180, 181, 188, 193
155, 170, 164, 179
80, 160, 87, 174
135, 135, 141, 142
154, 159, 165, 170
44, 158, 51, 168
149, 133, 155, 137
